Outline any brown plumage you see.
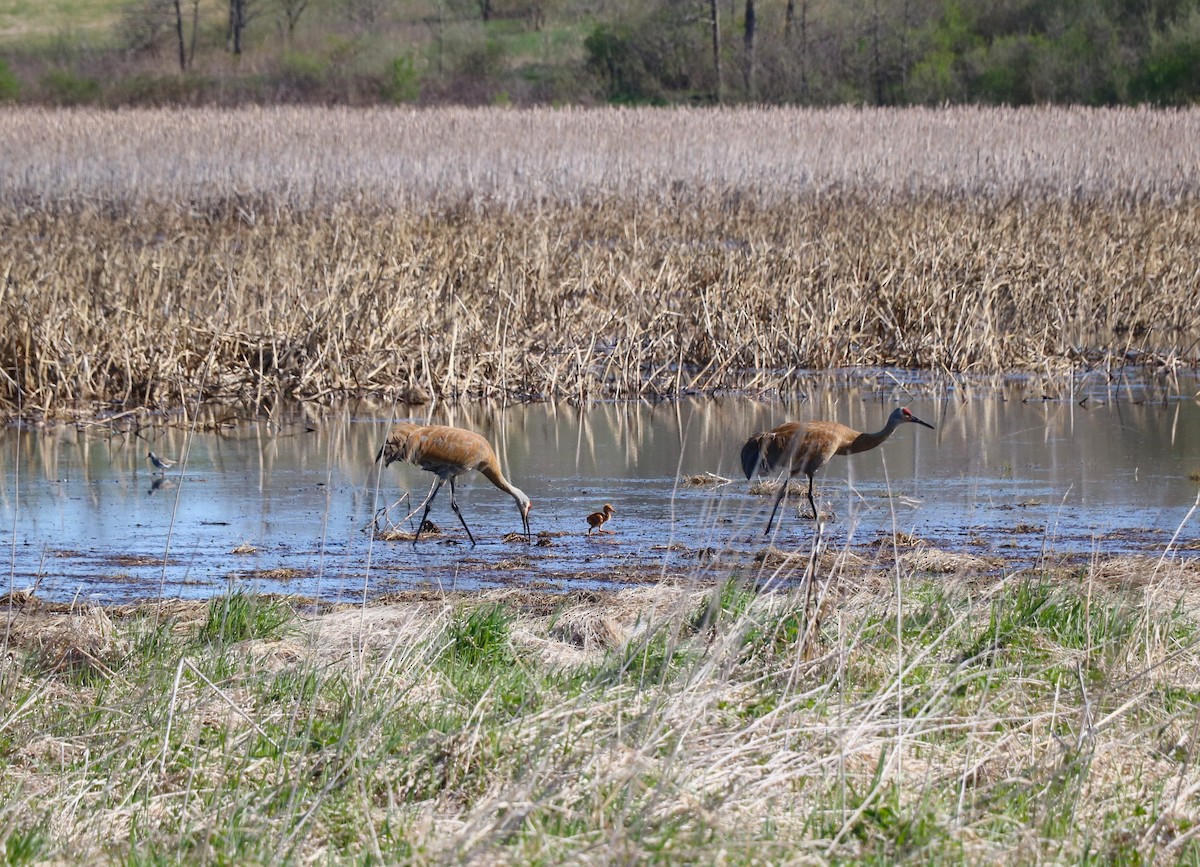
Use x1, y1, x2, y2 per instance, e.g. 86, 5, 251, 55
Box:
741, 407, 934, 533
376, 422, 532, 546
586, 503, 615, 535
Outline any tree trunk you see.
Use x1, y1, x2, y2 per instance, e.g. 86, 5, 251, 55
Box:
799, 0, 808, 101
743, 0, 756, 98
710, 0, 722, 103
785, 0, 794, 39
229, 0, 245, 55
870, 0, 883, 104
189, 0, 200, 67
282, 0, 310, 39
173, 0, 186, 71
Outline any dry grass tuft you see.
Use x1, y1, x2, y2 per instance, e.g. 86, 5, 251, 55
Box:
373, 518, 443, 542
0, 589, 36, 607
5, 554, 1200, 862
244, 567, 305, 581
752, 545, 868, 574
878, 531, 925, 548
373, 527, 421, 542
549, 608, 628, 651
1089, 555, 1200, 586
33, 606, 127, 678
748, 479, 809, 497
899, 546, 1002, 574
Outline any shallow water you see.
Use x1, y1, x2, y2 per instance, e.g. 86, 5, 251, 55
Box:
3, 371, 1198, 603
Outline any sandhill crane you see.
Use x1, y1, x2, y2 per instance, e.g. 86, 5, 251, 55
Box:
586, 503, 615, 535
741, 407, 934, 533
376, 422, 532, 546
147, 451, 177, 475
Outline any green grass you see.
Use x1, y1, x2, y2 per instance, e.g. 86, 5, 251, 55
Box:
195, 591, 295, 645
0, 0, 126, 43
3, 557, 1200, 862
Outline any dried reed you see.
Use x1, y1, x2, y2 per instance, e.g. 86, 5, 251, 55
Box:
2, 106, 1198, 417
3, 106, 1199, 211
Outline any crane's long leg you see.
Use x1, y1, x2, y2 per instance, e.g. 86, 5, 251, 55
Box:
806, 474, 819, 521
764, 476, 790, 536
446, 476, 477, 546
412, 477, 446, 547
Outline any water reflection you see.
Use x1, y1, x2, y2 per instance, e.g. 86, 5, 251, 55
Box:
1, 372, 1198, 603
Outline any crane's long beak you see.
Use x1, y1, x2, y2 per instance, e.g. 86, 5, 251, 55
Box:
911, 414, 935, 430
522, 505, 532, 543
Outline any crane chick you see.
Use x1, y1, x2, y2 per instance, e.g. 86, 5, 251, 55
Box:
586, 503, 616, 536
376, 423, 532, 546
742, 407, 934, 533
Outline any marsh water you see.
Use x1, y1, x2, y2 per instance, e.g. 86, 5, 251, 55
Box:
3, 371, 1199, 604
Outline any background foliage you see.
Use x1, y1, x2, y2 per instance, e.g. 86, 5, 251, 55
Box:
0, 0, 1198, 107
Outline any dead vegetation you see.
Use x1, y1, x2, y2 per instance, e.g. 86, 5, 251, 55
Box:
4, 549, 1200, 863
1, 107, 1199, 419
682, 472, 733, 487
3, 106, 1198, 210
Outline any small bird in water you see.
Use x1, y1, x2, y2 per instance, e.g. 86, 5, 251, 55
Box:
376, 422, 532, 546
147, 450, 177, 475
741, 407, 935, 533
586, 503, 616, 535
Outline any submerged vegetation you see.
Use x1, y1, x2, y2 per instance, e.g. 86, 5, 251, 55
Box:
1, 106, 1199, 419
3, 552, 1200, 861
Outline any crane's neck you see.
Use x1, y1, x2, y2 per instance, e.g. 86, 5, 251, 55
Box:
844, 414, 904, 455
482, 466, 529, 509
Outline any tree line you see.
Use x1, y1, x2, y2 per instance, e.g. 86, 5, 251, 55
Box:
589, 0, 1200, 105
0, 0, 1197, 106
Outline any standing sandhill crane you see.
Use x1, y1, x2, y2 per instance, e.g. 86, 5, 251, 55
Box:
586, 503, 616, 535
376, 422, 532, 546
741, 407, 934, 533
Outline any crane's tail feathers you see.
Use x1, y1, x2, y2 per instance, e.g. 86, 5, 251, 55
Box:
376, 442, 402, 466
741, 434, 768, 479
377, 423, 420, 468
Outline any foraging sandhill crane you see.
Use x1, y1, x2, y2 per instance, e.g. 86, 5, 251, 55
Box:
376, 422, 532, 546
741, 407, 934, 533
586, 503, 616, 535
147, 451, 177, 475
